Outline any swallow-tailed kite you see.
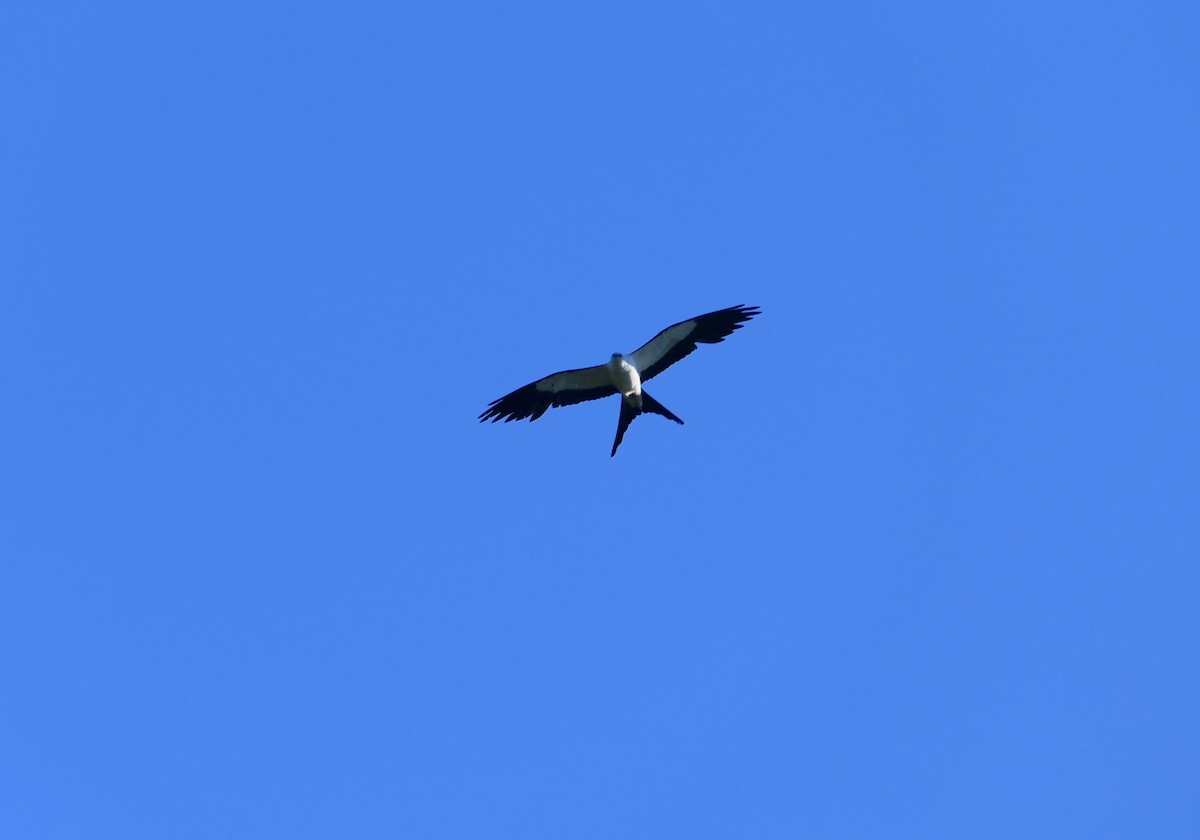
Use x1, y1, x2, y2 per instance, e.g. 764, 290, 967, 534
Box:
479, 304, 761, 456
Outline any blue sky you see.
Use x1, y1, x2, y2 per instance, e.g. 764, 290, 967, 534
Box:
3, 2, 1198, 837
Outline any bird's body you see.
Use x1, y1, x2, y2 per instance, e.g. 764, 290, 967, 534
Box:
480, 304, 760, 456
607, 354, 642, 405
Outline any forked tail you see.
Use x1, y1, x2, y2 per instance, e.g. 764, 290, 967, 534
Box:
610, 390, 685, 457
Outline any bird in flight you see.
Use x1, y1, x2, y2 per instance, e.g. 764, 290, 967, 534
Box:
479, 304, 761, 456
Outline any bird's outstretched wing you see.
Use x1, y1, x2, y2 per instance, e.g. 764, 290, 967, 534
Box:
630, 304, 761, 382
479, 365, 617, 423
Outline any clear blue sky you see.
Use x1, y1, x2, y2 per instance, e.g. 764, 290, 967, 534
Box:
3, 2, 1198, 837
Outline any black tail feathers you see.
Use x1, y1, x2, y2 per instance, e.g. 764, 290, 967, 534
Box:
610, 390, 685, 457
640, 391, 684, 425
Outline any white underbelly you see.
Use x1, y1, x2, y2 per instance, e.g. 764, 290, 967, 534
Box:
609, 358, 642, 397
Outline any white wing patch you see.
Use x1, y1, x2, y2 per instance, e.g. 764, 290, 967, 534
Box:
535, 365, 613, 393
631, 320, 695, 372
